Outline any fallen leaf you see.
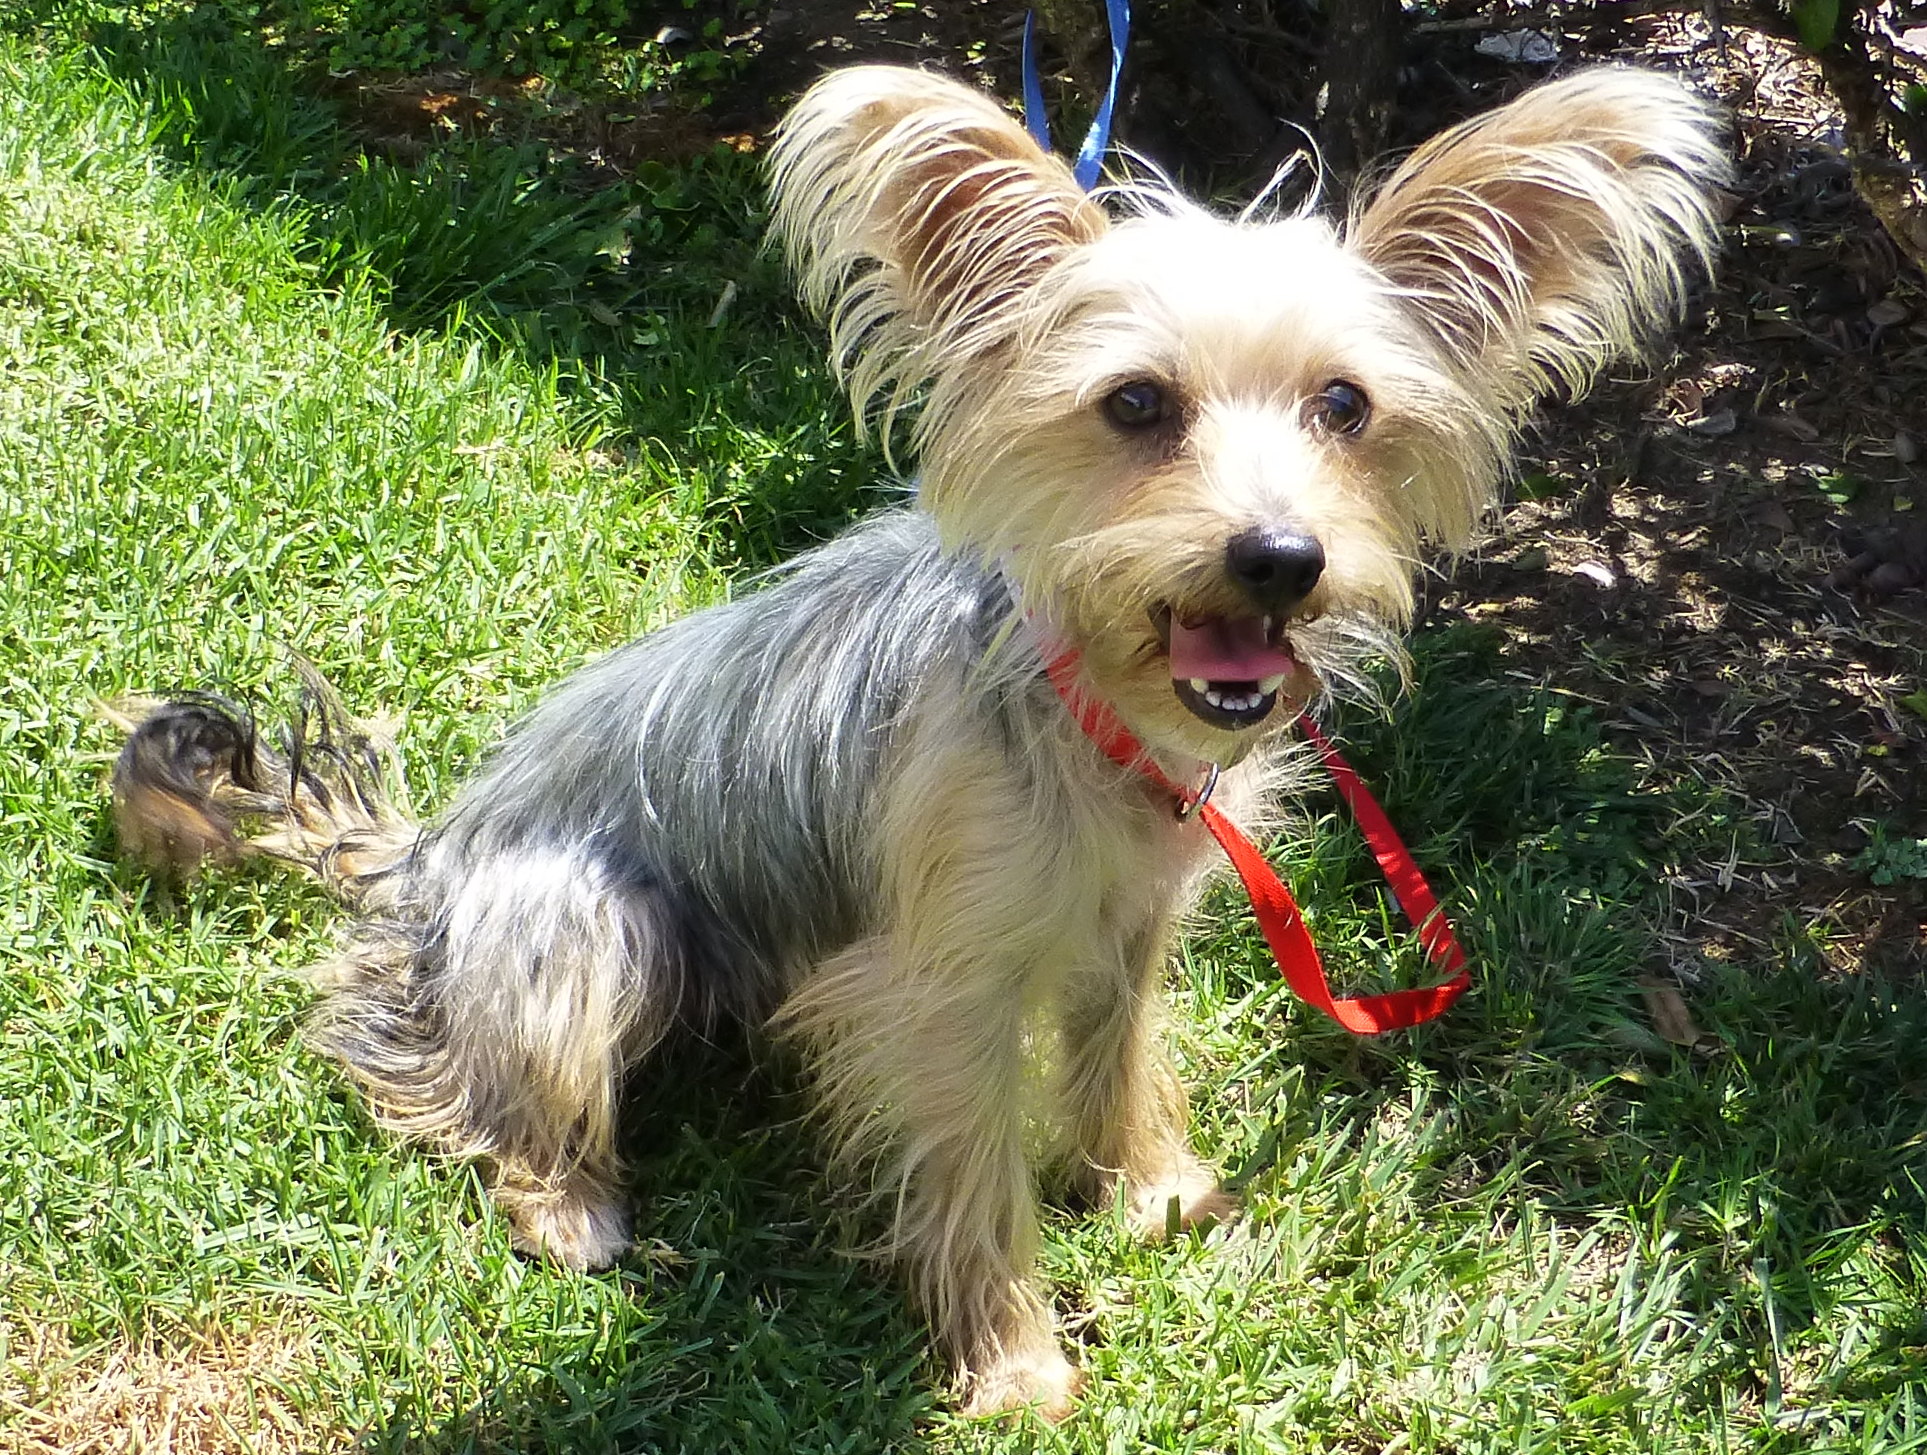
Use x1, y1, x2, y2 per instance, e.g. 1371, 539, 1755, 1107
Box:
1900, 690, 1927, 721
1687, 407, 1738, 436
1573, 560, 1617, 588
1867, 298, 1911, 328
1668, 378, 1708, 412
1637, 976, 1702, 1047
1760, 413, 1820, 442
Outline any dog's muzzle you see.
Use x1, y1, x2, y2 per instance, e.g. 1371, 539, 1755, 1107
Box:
1156, 529, 1323, 730
1155, 607, 1295, 730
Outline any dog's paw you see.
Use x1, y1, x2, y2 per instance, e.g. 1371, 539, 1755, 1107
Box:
506, 1191, 632, 1271
1125, 1166, 1239, 1242
960, 1346, 1084, 1422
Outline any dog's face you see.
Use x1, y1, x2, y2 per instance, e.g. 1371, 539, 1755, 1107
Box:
771, 68, 1726, 761
911, 213, 1497, 760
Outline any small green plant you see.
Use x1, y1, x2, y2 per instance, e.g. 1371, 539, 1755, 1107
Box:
303, 0, 636, 78
1810, 469, 1863, 505
1853, 825, 1927, 885
1787, 0, 1840, 51
91, 0, 758, 98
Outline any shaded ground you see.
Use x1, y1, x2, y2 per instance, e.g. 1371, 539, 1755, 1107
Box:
1433, 20, 1927, 978
330, 3, 1926, 977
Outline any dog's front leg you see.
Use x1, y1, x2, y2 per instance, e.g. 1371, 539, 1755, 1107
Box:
1060, 916, 1237, 1240
781, 734, 1086, 1418
787, 938, 1079, 1419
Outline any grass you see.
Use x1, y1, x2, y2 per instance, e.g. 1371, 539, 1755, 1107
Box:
2, 11, 1925, 1453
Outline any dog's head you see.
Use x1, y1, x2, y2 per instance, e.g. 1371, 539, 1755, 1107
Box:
770, 66, 1727, 761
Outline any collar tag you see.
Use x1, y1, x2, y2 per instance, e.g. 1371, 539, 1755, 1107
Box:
1175, 763, 1219, 821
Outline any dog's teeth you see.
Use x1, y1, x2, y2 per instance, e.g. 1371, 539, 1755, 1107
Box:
1189, 678, 1210, 694
1257, 673, 1286, 694
1202, 687, 1262, 713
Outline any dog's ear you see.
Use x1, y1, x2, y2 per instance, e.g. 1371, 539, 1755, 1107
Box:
769, 66, 1107, 433
1350, 69, 1728, 409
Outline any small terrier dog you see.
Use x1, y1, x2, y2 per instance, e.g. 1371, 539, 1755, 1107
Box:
114, 65, 1725, 1417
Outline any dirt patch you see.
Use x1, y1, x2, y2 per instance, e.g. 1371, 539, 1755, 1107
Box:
325, 68, 760, 168
1422, 20, 1926, 977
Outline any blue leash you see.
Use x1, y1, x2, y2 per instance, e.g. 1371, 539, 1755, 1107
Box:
1021, 0, 1129, 191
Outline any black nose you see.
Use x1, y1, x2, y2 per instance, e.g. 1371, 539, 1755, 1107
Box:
1224, 527, 1325, 611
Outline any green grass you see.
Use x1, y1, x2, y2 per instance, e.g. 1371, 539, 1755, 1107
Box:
3, 16, 1926, 1454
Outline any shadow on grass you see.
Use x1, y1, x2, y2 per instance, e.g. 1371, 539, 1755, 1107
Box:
52, 3, 883, 573
313, 626, 1925, 1447
1236, 623, 1927, 1421
359, 1037, 938, 1454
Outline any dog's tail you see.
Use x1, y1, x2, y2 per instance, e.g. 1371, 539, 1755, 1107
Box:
104, 658, 417, 905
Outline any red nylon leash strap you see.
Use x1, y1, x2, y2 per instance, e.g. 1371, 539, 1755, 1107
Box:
1043, 652, 1469, 1035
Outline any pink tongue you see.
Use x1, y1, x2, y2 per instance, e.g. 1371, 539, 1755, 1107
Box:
1168, 616, 1295, 682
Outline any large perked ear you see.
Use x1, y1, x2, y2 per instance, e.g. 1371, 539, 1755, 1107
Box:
1350, 69, 1729, 409
768, 66, 1107, 432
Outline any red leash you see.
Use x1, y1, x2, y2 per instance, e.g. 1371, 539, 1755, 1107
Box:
1045, 653, 1469, 1034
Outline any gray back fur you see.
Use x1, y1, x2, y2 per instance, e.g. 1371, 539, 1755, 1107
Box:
401, 509, 1020, 1030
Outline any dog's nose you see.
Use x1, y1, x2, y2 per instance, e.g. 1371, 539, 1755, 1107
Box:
1224, 528, 1325, 611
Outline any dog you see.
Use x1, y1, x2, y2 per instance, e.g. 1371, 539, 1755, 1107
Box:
111, 64, 1726, 1418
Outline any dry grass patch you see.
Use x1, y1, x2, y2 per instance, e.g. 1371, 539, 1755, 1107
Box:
2, 1317, 345, 1455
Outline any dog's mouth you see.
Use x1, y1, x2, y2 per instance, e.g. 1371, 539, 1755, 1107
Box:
1153, 606, 1295, 731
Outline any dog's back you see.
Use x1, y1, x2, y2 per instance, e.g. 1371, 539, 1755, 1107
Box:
403, 508, 1019, 1026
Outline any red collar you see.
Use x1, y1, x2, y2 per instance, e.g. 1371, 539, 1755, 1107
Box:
1044, 651, 1469, 1035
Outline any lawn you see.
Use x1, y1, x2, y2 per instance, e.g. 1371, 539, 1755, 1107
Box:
2, 9, 1924, 1453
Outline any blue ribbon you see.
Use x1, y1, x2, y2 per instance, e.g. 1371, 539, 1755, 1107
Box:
1021, 0, 1130, 192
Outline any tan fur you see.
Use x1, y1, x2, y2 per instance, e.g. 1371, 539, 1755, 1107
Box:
1352, 69, 1728, 410
1057, 909, 1234, 1239
773, 67, 1722, 775
769, 663, 1271, 1417
773, 674, 1247, 1413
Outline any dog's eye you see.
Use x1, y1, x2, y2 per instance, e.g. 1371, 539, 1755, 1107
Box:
1103, 380, 1169, 431
1304, 380, 1371, 436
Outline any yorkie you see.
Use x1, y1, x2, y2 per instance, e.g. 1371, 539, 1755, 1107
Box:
114, 64, 1725, 1417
